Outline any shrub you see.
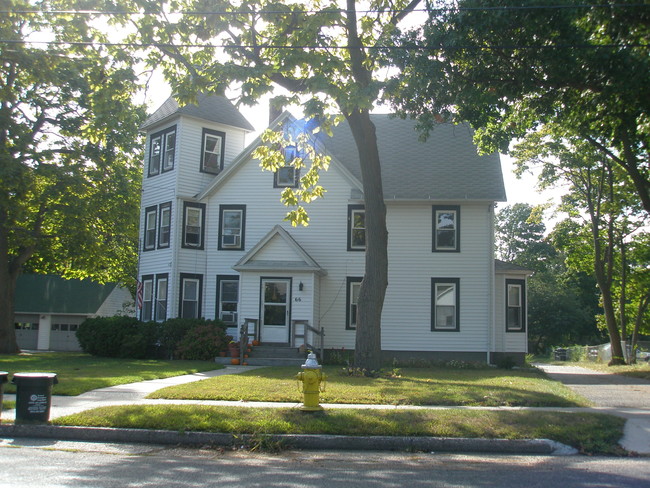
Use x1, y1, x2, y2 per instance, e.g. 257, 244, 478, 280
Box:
159, 318, 222, 359
174, 321, 229, 360
77, 316, 141, 357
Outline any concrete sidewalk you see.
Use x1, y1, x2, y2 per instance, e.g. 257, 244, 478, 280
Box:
1, 364, 649, 455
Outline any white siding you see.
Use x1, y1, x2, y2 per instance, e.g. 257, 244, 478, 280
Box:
95, 286, 134, 317
494, 273, 528, 354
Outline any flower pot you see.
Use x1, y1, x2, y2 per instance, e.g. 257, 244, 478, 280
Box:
219, 351, 227, 357
231, 358, 240, 365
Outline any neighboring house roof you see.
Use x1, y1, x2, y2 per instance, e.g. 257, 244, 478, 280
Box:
321, 115, 507, 201
141, 93, 255, 132
234, 225, 327, 276
495, 259, 534, 275
14, 275, 118, 314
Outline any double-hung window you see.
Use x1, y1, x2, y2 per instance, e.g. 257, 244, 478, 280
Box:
158, 202, 171, 248
155, 274, 168, 322
141, 276, 154, 321
217, 275, 239, 326
506, 279, 526, 332
201, 129, 226, 174
431, 278, 460, 331
432, 206, 460, 252
219, 205, 245, 250
143, 206, 157, 251
148, 126, 176, 176
180, 273, 203, 319
346, 277, 363, 330
348, 205, 365, 251
182, 202, 205, 249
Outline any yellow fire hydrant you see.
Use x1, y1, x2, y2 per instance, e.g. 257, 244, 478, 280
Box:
296, 351, 326, 411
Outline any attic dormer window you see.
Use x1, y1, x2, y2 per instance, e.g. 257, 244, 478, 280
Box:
148, 126, 176, 176
201, 128, 226, 174
274, 145, 300, 188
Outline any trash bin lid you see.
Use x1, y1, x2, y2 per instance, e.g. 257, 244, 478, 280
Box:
12, 372, 58, 384
0, 371, 8, 383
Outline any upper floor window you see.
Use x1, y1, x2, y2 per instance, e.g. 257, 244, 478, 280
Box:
219, 205, 245, 250
346, 277, 363, 330
158, 202, 171, 249
143, 206, 157, 251
347, 205, 365, 251
201, 128, 226, 174
148, 126, 176, 176
182, 202, 205, 249
431, 278, 460, 331
432, 205, 460, 252
274, 145, 300, 188
506, 279, 526, 332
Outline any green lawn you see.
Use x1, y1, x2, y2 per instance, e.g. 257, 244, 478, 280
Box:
148, 365, 590, 407
0, 352, 220, 396
54, 404, 626, 456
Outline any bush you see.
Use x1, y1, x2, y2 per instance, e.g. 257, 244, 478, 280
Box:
77, 316, 142, 357
77, 316, 228, 360
174, 321, 229, 360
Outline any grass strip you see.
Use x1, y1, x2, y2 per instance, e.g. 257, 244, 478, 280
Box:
0, 353, 220, 396
148, 366, 589, 407
54, 404, 626, 456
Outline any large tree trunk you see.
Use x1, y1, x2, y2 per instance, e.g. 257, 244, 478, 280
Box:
0, 214, 20, 354
346, 109, 388, 372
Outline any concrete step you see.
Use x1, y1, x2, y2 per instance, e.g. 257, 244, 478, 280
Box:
250, 345, 303, 359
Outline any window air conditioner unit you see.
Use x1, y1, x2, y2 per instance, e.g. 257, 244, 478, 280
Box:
222, 234, 240, 247
220, 311, 237, 324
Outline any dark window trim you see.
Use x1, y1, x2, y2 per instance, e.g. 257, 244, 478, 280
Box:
148, 125, 176, 177
432, 205, 461, 253
347, 204, 365, 252
143, 206, 157, 251
179, 273, 203, 319
346, 277, 363, 330
154, 273, 168, 322
200, 128, 226, 174
182, 201, 206, 250
431, 277, 460, 332
140, 274, 154, 322
157, 202, 172, 249
216, 274, 240, 325
218, 204, 246, 250
506, 279, 526, 332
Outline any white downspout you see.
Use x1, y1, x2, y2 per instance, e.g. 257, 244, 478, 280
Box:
487, 204, 495, 365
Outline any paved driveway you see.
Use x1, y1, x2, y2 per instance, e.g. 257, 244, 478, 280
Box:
535, 363, 650, 408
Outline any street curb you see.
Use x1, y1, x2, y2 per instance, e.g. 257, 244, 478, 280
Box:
0, 424, 576, 455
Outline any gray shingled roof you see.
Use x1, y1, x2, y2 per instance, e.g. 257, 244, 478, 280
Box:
495, 259, 534, 275
321, 115, 506, 201
141, 93, 255, 132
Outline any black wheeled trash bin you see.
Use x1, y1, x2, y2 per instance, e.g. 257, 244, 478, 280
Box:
12, 372, 58, 424
0, 371, 8, 421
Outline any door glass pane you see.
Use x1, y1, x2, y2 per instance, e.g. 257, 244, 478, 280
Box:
264, 282, 287, 303
264, 305, 286, 325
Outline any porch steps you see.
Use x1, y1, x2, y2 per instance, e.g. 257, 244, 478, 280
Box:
214, 344, 308, 367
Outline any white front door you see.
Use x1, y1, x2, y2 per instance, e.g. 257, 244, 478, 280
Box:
260, 279, 291, 343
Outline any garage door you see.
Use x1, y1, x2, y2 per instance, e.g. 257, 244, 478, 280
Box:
15, 316, 39, 350
50, 318, 84, 351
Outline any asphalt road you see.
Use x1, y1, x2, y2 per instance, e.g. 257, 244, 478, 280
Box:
1, 438, 649, 488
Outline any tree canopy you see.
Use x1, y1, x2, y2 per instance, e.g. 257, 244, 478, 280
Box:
386, 0, 649, 213
0, 0, 146, 353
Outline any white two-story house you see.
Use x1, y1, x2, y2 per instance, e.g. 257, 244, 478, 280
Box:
137, 94, 530, 364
